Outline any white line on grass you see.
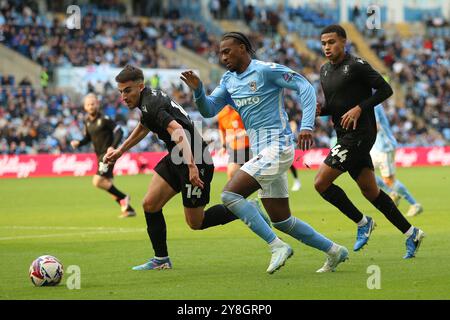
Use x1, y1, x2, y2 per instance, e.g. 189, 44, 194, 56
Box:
0, 226, 144, 231
0, 226, 145, 241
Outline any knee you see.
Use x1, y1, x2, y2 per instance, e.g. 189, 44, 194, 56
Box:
186, 219, 202, 230
384, 177, 395, 187
360, 185, 379, 201
142, 197, 160, 213
314, 176, 329, 194
221, 191, 241, 207
92, 178, 100, 188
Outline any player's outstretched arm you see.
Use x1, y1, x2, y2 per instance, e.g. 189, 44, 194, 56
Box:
103, 123, 149, 164
180, 70, 231, 118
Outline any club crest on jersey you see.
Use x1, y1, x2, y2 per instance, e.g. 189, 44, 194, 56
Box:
249, 81, 257, 92
97, 119, 102, 126
141, 105, 148, 112
342, 65, 350, 75
283, 72, 294, 82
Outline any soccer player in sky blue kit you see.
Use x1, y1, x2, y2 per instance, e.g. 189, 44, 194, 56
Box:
181, 32, 348, 274
370, 105, 423, 217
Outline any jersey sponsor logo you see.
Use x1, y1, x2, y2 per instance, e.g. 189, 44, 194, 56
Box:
234, 96, 261, 107
249, 80, 257, 92
283, 72, 294, 82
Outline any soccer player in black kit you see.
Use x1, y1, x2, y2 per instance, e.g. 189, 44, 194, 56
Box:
70, 93, 136, 218
314, 25, 425, 259
104, 65, 240, 270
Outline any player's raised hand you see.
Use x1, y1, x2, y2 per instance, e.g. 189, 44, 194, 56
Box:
298, 129, 314, 151
103, 148, 123, 165
70, 140, 80, 149
188, 164, 204, 189
180, 71, 201, 91
341, 105, 362, 130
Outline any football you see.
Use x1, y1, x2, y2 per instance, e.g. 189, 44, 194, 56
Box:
29, 255, 64, 287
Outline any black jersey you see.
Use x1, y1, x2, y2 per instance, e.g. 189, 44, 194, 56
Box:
137, 87, 208, 163
79, 112, 123, 157
320, 53, 393, 143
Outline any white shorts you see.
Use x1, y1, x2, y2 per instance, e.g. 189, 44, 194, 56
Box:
370, 149, 396, 177
240, 144, 294, 198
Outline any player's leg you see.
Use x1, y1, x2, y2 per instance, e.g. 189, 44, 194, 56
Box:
221, 146, 298, 273
354, 167, 425, 258
132, 172, 177, 270
261, 177, 347, 273
289, 165, 301, 191
315, 163, 367, 225
182, 162, 238, 230
92, 175, 136, 217
93, 160, 136, 216
374, 150, 401, 205
315, 148, 375, 251
227, 162, 241, 180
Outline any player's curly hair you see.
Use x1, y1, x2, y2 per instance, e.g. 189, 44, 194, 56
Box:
115, 65, 144, 83
221, 32, 256, 56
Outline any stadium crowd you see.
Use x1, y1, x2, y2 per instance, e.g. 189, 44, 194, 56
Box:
0, 1, 448, 155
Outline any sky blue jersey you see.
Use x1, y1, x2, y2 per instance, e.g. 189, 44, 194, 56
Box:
193, 59, 316, 153
373, 104, 398, 152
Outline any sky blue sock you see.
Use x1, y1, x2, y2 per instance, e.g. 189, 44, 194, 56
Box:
393, 180, 417, 205
375, 175, 393, 193
222, 191, 276, 244
273, 216, 333, 252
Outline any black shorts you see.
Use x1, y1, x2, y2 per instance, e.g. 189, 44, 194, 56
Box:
324, 139, 374, 180
154, 154, 214, 208
96, 154, 114, 178
228, 147, 251, 164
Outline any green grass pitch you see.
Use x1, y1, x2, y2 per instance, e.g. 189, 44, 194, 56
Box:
1, 166, 449, 300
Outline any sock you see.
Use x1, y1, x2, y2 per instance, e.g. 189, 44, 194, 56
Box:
370, 190, 411, 233
357, 215, 368, 227
290, 165, 298, 179
375, 175, 393, 193
107, 185, 126, 200
221, 191, 276, 244
404, 226, 415, 237
327, 242, 340, 255
273, 216, 333, 253
320, 184, 364, 224
393, 180, 417, 205
144, 210, 168, 257
200, 204, 238, 229
269, 237, 285, 249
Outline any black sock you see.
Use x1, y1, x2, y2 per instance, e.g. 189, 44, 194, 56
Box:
200, 204, 238, 230
144, 210, 168, 257
290, 165, 298, 179
320, 184, 364, 223
107, 185, 126, 200
371, 190, 411, 233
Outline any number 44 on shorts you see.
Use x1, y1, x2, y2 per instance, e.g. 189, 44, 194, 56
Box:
331, 144, 348, 163
185, 184, 202, 198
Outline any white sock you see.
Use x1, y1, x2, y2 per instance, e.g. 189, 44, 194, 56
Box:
327, 242, 340, 255
357, 216, 368, 227
269, 237, 285, 249
404, 226, 415, 237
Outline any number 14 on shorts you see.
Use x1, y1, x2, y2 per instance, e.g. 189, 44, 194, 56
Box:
185, 184, 202, 198
331, 144, 348, 163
